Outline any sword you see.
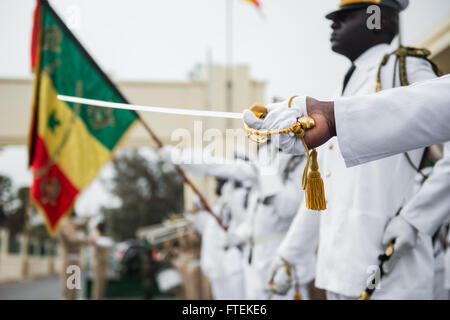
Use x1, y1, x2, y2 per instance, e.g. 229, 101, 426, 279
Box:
57, 95, 243, 119
57, 95, 234, 231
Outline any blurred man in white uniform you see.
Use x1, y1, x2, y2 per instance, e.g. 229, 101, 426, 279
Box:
164, 146, 256, 299
232, 142, 308, 300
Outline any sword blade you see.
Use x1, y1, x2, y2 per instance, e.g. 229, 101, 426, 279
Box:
57, 95, 243, 119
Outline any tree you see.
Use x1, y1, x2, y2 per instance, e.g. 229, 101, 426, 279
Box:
101, 149, 184, 241
5, 186, 29, 236
0, 174, 14, 227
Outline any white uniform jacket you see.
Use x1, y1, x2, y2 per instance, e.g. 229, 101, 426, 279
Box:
401, 143, 450, 236
445, 230, 450, 290
276, 206, 321, 285
199, 185, 244, 300
336, 75, 450, 167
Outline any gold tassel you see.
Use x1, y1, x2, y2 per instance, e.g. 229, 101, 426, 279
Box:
304, 149, 326, 211
247, 99, 327, 211
294, 284, 302, 300
357, 291, 370, 300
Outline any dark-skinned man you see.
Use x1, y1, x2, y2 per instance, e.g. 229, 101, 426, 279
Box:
245, 0, 440, 299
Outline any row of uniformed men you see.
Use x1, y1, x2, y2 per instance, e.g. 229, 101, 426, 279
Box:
170, 0, 449, 300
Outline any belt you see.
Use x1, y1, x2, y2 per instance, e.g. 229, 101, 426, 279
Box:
250, 232, 286, 245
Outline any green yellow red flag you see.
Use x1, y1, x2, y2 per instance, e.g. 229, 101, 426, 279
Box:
28, 0, 138, 235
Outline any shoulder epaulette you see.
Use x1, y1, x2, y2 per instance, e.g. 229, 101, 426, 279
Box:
375, 46, 443, 178
376, 46, 442, 92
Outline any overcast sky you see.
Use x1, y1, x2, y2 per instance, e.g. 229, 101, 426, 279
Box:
1, 0, 450, 101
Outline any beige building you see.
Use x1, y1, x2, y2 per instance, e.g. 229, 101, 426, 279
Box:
0, 64, 264, 147
415, 14, 450, 74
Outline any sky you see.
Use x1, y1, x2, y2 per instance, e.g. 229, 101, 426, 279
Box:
1, 0, 450, 101
0, 0, 449, 218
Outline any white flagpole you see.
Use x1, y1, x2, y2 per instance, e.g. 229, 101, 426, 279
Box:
226, 0, 234, 128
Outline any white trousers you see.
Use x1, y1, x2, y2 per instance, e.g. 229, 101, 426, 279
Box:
326, 291, 357, 300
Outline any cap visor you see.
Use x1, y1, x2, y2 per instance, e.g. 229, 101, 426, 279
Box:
325, 4, 370, 20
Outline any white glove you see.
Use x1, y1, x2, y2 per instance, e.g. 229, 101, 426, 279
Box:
381, 215, 418, 274
243, 96, 308, 155
267, 256, 292, 295
223, 232, 244, 249
223, 223, 251, 249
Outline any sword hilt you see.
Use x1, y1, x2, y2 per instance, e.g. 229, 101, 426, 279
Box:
268, 257, 292, 296
249, 104, 315, 128
357, 240, 396, 300
249, 104, 268, 119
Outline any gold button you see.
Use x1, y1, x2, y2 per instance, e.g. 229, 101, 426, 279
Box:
329, 144, 334, 150
326, 171, 331, 178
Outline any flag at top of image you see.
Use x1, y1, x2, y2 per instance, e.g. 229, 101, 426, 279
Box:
28, 0, 138, 235
243, 0, 261, 9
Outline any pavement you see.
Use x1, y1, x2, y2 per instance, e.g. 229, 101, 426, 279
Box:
0, 275, 62, 300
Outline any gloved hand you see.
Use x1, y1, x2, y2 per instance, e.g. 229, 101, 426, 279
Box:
381, 215, 418, 274
243, 96, 308, 155
223, 232, 244, 250
223, 223, 251, 250
192, 195, 206, 213
266, 256, 293, 295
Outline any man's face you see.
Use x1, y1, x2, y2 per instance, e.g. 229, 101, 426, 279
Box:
329, 9, 370, 55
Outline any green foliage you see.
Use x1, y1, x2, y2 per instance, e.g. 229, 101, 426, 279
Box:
101, 149, 184, 241
7, 186, 29, 236
0, 176, 50, 241
30, 224, 53, 242
0, 176, 27, 236
0, 175, 14, 226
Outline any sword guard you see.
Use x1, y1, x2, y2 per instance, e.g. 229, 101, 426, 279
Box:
246, 104, 316, 144
385, 242, 395, 257
297, 116, 315, 129
250, 104, 268, 119
249, 104, 315, 128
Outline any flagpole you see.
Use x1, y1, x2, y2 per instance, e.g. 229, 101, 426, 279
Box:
398, 12, 403, 46
21, 196, 32, 278
226, 0, 234, 130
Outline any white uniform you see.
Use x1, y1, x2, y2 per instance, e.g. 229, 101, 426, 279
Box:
445, 231, 450, 293
432, 226, 449, 300
401, 144, 450, 300
335, 75, 450, 168
311, 43, 437, 299
242, 148, 306, 300
276, 206, 321, 288
180, 152, 256, 300
222, 181, 249, 300
199, 210, 228, 299
199, 182, 246, 300
400, 143, 450, 236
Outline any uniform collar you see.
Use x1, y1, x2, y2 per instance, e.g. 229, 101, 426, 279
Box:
353, 43, 392, 70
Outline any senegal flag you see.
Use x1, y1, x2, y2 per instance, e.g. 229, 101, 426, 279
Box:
29, 0, 138, 235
